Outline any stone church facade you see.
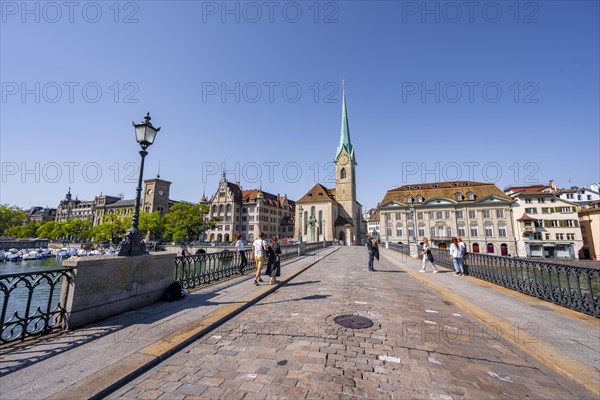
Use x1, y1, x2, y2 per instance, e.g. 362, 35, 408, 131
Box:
295, 87, 363, 245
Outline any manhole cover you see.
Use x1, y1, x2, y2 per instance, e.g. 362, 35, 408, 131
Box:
334, 315, 373, 329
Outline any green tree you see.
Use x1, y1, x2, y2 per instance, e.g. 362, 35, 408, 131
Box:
5, 225, 23, 238
37, 221, 58, 239
164, 203, 217, 243
92, 214, 130, 245
20, 221, 41, 238
139, 211, 166, 241
64, 218, 93, 241
0, 204, 27, 235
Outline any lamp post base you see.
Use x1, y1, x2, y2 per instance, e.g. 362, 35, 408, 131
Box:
118, 230, 149, 256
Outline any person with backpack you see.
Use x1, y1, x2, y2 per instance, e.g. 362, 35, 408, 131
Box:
251, 232, 268, 285
449, 237, 464, 276
265, 235, 282, 285
419, 237, 439, 273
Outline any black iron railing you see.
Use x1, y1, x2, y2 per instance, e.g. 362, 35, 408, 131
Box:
391, 247, 600, 318
174, 242, 334, 290
389, 243, 410, 255
0, 268, 73, 344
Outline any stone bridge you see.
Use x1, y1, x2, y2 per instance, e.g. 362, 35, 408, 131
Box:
0, 246, 598, 399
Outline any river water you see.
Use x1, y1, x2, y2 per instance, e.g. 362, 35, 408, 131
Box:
0, 258, 67, 337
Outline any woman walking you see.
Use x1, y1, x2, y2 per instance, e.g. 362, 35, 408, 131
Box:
234, 233, 247, 275
449, 237, 464, 276
265, 235, 282, 284
419, 238, 438, 273
251, 232, 268, 285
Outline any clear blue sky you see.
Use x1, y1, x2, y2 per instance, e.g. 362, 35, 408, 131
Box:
1, 0, 599, 211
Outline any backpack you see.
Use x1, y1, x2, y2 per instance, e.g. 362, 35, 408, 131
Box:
164, 281, 183, 302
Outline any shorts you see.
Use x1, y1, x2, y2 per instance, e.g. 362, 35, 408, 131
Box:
255, 255, 265, 270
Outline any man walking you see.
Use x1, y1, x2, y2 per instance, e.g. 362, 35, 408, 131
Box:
366, 233, 378, 272
251, 232, 267, 285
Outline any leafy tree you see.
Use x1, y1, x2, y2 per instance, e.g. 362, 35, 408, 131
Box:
164, 203, 217, 243
92, 214, 130, 245
0, 204, 27, 235
20, 221, 41, 238
139, 211, 166, 241
5, 225, 23, 238
64, 218, 93, 241
37, 221, 58, 239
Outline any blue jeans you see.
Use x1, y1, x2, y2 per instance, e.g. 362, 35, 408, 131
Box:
453, 257, 464, 274
368, 251, 375, 270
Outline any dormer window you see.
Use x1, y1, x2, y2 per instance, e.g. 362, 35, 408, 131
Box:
463, 182, 470, 186
467, 192, 475, 200
406, 196, 413, 204
417, 195, 424, 203
433, 184, 439, 188
416, 185, 421, 189
452, 182, 459, 187
455, 193, 463, 201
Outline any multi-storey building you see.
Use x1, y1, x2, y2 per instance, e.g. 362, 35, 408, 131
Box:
25, 207, 57, 223
378, 181, 517, 255
579, 202, 600, 260
363, 208, 380, 238
205, 175, 295, 242
506, 183, 583, 259
556, 182, 600, 209
56, 178, 173, 226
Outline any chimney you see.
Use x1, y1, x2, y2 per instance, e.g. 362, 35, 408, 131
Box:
549, 180, 556, 191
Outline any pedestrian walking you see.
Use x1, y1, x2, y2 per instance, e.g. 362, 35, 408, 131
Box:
234, 233, 247, 275
251, 232, 268, 285
449, 237, 464, 276
419, 237, 438, 273
366, 233, 378, 271
265, 235, 282, 284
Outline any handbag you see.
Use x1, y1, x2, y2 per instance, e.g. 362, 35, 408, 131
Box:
426, 249, 435, 263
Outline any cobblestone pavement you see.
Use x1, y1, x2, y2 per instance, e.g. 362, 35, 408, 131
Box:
109, 246, 581, 399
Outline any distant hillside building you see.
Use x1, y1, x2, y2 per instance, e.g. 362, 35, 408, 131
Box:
204, 175, 295, 242
25, 207, 57, 223
378, 181, 517, 255
363, 208, 381, 238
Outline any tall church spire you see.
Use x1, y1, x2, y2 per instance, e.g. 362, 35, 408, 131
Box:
336, 80, 354, 160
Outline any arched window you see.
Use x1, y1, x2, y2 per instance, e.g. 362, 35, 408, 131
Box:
467, 192, 475, 200
472, 243, 480, 253
311, 206, 316, 216
455, 193, 463, 201
218, 204, 224, 214
226, 204, 232, 214
304, 211, 308, 234
487, 243, 495, 253
417, 195, 424, 203
340, 168, 346, 179
212, 205, 217, 214
501, 243, 508, 256
406, 196, 413, 203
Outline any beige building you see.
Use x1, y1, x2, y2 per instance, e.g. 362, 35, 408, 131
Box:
579, 203, 600, 259
506, 182, 584, 259
364, 208, 381, 238
295, 87, 363, 245
56, 178, 173, 226
204, 175, 295, 242
378, 181, 517, 255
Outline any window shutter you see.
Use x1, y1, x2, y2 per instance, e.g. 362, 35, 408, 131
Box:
574, 220, 579, 227
559, 220, 565, 227
543, 220, 550, 228
572, 207, 576, 212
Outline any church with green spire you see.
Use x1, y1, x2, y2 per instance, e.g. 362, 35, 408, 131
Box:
295, 83, 363, 245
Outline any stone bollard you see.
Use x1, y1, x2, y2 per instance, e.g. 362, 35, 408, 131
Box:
298, 242, 306, 256
386, 241, 390, 249
410, 244, 420, 259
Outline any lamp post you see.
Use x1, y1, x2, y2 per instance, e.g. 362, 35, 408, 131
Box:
323, 218, 326, 242
298, 206, 303, 243
118, 113, 161, 256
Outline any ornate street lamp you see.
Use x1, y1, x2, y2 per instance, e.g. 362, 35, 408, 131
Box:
298, 206, 303, 243
118, 113, 161, 256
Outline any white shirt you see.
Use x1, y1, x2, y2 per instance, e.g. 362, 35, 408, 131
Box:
450, 243, 462, 258
252, 239, 266, 257
235, 240, 244, 251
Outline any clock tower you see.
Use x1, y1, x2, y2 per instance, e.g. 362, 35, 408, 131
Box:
143, 177, 171, 214
334, 83, 361, 243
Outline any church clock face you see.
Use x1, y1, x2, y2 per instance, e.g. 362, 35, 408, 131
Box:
146, 188, 153, 195
158, 189, 165, 196
338, 154, 349, 166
